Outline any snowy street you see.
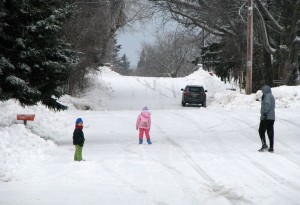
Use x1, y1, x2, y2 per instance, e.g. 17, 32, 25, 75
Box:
1, 68, 300, 205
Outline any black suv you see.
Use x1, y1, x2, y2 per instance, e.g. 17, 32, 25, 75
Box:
181, 85, 207, 107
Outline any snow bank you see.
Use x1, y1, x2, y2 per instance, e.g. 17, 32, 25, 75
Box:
99, 66, 122, 77
183, 67, 300, 110
185, 67, 236, 97
211, 91, 260, 110
0, 100, 71, 182
59, 69, 114, 111
0, 124, 57, 182
0, 100, 70, 141
272, 86, 300, 108
210, 85, 300, 109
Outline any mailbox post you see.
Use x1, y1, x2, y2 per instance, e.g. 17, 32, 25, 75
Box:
17, 114, 35, 126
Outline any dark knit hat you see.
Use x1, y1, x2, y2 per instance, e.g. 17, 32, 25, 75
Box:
75, 118, 83, 125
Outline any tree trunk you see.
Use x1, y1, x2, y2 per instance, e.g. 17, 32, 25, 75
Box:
276, 30, 299, 85
263, 50, 273, 86
280, 56, 299, 85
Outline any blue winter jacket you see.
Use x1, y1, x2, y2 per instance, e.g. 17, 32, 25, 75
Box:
260, 85, 275, 120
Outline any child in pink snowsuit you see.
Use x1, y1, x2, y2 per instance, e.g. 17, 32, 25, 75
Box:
136, 106, 152, 144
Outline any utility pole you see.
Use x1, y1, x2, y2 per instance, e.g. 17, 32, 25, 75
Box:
246, 0, 253, 94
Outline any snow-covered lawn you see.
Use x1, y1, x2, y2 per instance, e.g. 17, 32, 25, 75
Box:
0, 67, 300, 205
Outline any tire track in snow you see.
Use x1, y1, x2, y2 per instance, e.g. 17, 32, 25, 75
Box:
136, 78, 156, 91
276, 118, 300, 151
136, 78, 175, 99
153, 122, 254, 205
101, 162, 148, 195
122, 142, 196, 202
227, 114, 259, 145
201, 111, 300, 193
279, 118, 300, 129
152, 158, 211, 204
241, 153, 300, 201
157, 82, 177, 99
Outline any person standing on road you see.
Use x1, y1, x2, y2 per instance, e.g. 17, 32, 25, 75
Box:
258, 85, 275, 152
136, 106, 152, 145
73, 118, 85, 161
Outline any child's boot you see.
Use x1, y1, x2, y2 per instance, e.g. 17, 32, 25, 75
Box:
139, 139, 143, 144
147, 139, 152, 144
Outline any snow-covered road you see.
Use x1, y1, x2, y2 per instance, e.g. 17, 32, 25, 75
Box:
96, 67, 227, 110
1, 68, 300, 205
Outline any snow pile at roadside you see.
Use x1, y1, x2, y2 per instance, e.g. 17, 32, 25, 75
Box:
59, 68, 116, 111
211, 91, 260, 110
59, 78, 112, 111
99, 66, 122, 77
210, 85, 300, 109
0, 100, 72, 182
0, 124, 57, 182
0, 100, 70, 141
272, 86, 300, 108
183, 66, 300, 109
184, 67, 236, 98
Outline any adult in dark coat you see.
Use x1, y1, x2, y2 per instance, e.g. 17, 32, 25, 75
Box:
258, 85, 275, 152
73, 118, 85, 161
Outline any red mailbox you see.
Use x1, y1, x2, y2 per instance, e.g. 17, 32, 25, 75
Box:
17, 114, 35, 125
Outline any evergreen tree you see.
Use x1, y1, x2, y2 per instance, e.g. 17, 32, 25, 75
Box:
112, 37, 122, 65
118, 54, 130, 71
0, 0, 78, 110
201, 42, 235, 83
110, 38, 131, 74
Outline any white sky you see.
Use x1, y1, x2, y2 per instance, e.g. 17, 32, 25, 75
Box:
117, 29, 154, 69
116, 7, 177, 69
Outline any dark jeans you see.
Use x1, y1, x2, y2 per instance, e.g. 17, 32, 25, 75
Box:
259, 120, 275, 148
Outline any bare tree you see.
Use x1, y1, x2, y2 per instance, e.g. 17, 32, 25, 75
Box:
149, 0, 244, 37
254, 0, 300, 85
136, 28, 201, 77
148, 0, 300, 87
61, 0, 126, 94
147, 0, 247, 80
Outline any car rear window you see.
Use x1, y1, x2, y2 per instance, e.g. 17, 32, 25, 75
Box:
188, 87, 204, 92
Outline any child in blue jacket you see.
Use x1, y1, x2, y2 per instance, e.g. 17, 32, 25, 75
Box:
73, 118, 85, 161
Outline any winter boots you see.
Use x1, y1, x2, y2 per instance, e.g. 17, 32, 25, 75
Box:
258, 144, 274, 152
258, 144, 268, 152
139, 139, 152, 144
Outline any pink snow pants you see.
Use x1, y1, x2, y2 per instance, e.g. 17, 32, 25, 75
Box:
139, 128, 150, 140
